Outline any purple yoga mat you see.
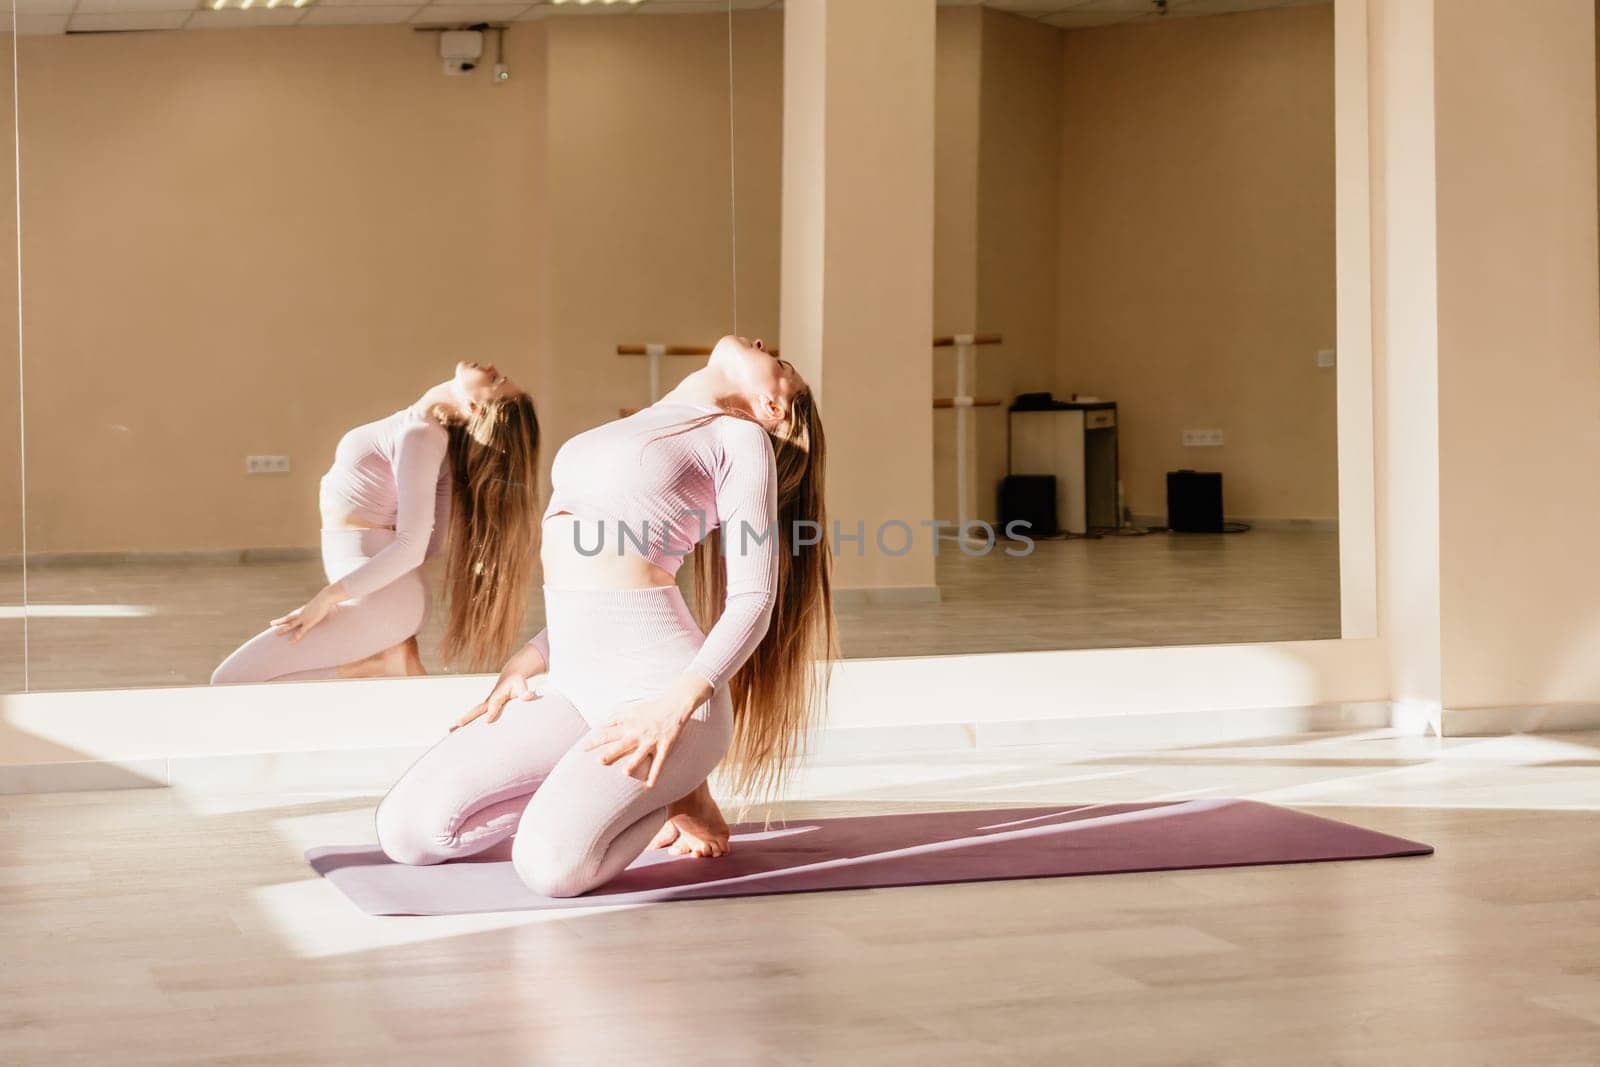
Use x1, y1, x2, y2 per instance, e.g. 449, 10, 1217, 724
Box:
307, 799, 1431, 916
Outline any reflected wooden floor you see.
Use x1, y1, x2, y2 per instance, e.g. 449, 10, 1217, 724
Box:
3, 529, 1339, 691
1, 729, 1597, 1064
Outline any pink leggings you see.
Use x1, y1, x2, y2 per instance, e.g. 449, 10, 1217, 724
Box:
210, 528, 427, 685
374, 585, 734, 898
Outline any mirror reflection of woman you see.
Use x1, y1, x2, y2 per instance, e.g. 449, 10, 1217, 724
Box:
375, 336, 836, 896
211, 361, 540, 685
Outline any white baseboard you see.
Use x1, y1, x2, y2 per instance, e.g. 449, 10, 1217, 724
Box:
0, 700, 1399, 796
1442, 703, 1600, 736
11, 546, 320, 568
1127, 514, 1339, 533
0, 637, 1394, 794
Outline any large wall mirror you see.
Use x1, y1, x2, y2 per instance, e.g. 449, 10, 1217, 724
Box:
7, 0, 1343, 693
12, 0, 749, 691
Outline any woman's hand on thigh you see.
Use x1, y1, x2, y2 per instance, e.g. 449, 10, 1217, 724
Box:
583, 695, 695, 788
269, 585, 343, 642
452, 671, 540, 731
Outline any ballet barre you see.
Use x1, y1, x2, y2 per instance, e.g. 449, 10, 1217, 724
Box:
617, 343, 708, 411
933, 332, 1003, 541
616, 342, 780, 417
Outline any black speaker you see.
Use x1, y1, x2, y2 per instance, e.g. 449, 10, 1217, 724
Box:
1166, 470, 1224, 533
1000, 474, 1058, 537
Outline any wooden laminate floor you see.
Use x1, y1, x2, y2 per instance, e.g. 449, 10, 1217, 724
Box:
2, 729, 1598, 1064
3, 528, 1339, 691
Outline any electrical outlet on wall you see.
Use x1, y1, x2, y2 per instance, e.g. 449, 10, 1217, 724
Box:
1182, 430, 1224, 447
246, 455, 290, 474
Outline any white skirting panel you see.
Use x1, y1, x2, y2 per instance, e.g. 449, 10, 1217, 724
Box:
0, 637, 1393, 793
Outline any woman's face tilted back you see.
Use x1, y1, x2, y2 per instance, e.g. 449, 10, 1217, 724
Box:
448, 360, 524, 420
710, 335, 806, 432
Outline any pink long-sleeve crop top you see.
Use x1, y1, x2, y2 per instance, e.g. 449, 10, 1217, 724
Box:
538, 401, 780, 691
318, 408, 451, 599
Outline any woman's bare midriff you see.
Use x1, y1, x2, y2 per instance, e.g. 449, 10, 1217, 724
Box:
321, 508, 395, 532
541, 512, 677, 590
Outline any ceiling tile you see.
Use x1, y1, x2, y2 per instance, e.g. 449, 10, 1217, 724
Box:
636, 0, 736, 12
17, 0, 77, 15
1039, 10, 1134, 27
986, 0, 1095, 12
17, 12, 71, 32
1180, 0, 1304, 14
185, 7, 306, 27
298, 3, 419, 20
69, 10, 193, 30
76, 0, 206, 13
410, 2, 530, 21
1070, 0, 1191, 14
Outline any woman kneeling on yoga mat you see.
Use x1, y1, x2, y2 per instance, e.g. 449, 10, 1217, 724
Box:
211, 361, 540, 684
375, 335, 836, 898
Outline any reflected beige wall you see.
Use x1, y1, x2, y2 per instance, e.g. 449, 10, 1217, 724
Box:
0, 34, 17, 561
974, 8, 1062, 523
782, 0, 936, 593
933, 7, 982, 520
13, 6, 1349, 560
1058, 5, 1338, 522
730, 11, 785, 345
18, 25, 546, 555
16, 15, 756, 557
931, 7, 1063, 525
930, 5, 1335, 527
539, 14, 744, 467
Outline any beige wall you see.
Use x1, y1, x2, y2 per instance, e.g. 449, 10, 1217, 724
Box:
1369, 0, 1443, 718
1057, 5, 1338, 522
1434, 0, 1600, 709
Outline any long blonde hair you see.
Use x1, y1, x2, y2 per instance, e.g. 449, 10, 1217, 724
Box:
437, 392, 541, 672
688, 390, 836, 803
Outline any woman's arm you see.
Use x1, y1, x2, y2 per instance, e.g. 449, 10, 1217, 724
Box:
335, 422, 450, 599
683, 418, 780, 689
525, 629, 550, 671
452, 637, 551, 730
270, 422, 449, 641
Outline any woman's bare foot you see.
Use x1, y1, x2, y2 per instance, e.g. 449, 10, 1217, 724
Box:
337, 636, 428, 679
650, 780, 731, 858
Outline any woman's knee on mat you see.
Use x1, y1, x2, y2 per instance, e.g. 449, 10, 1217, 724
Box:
374, 791, 457, 867
511, 829, 603, 898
